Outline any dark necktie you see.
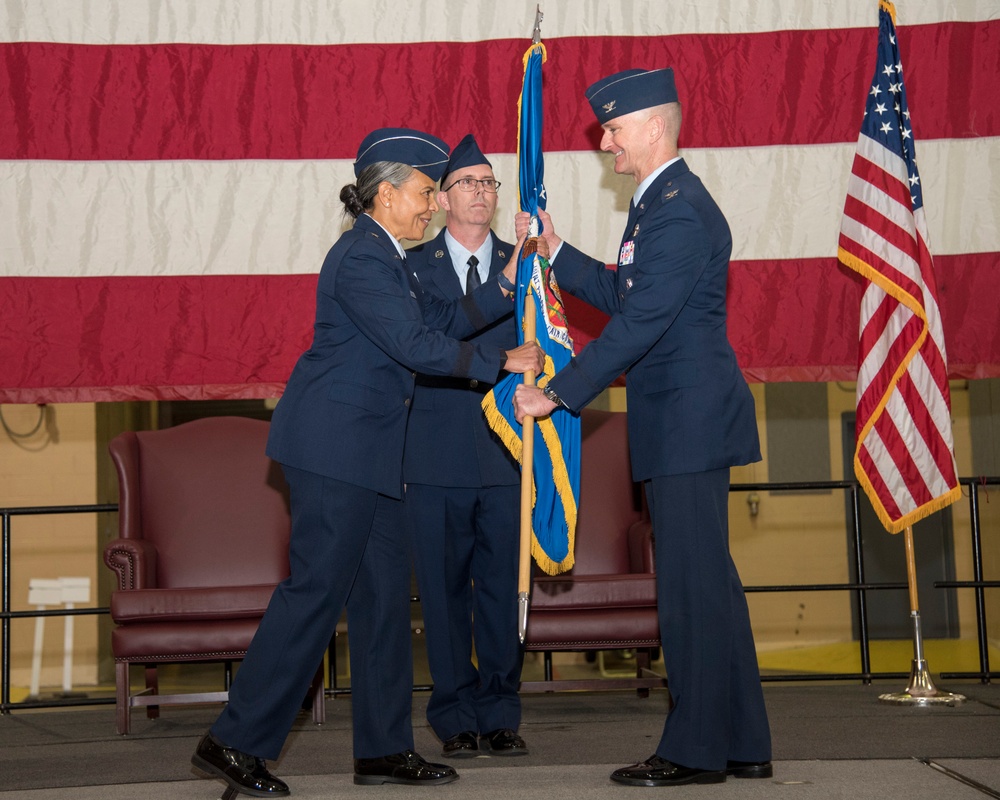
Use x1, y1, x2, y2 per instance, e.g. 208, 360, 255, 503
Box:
465, 255, 481, 295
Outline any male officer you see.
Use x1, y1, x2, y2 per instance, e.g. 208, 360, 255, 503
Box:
404, 134, 528, 758
514, 68, 773, 786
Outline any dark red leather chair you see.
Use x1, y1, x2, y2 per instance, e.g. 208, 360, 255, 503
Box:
520, 408, 666, 694
103, 416, 324, 734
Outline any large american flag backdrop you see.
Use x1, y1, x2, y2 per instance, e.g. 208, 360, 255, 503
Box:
2, 1, 998, 403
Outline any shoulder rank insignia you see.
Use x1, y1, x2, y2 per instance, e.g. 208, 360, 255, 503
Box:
664, 189, 679, 201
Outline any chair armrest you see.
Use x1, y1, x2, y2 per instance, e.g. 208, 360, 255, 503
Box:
103, 538, 158, 590
627, 519, 655, 573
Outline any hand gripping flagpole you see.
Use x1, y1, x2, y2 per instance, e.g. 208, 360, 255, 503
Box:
517, 6, 545, 644
877, 526, 965, 706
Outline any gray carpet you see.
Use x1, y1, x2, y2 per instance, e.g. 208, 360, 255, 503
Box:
2, 683, 999, 798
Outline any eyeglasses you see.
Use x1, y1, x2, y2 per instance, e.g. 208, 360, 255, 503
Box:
442, 177, 502, 193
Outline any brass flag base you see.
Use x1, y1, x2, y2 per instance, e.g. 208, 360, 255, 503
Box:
878, 658, 966, 706
877, 538, 966, 708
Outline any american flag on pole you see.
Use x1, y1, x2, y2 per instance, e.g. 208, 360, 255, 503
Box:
838, 0, 960, 534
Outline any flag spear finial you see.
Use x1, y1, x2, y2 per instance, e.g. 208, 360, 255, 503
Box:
532, 5, 543, 44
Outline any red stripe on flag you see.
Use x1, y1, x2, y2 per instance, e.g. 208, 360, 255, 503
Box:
0, 274, 317, 402
871, 408, 934, 508
856, 303, 923, 423
841, 195, 923, 280
857, 443, 906, 523
2, 22, 998, 160
917, 331, 951, 400
1, 253, 997, 402
897, 368, 959, 487
838, 232, 923, 303
848, 151, 917, 215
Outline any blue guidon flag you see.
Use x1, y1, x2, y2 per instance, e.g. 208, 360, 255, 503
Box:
483, 36, 580, 575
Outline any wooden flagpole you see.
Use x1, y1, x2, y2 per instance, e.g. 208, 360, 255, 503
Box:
517, 250, 537, 644
878, 526, 964, 705
517, 6, 545, 645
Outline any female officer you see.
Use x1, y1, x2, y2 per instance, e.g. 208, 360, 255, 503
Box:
192, 128, 543, 797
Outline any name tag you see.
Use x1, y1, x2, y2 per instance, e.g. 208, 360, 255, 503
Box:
619, 240, 635, 266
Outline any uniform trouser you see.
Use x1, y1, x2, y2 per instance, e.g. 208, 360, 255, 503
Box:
211, 466, 415, 761
648, 469, 772, 771
406, 483, 522, 740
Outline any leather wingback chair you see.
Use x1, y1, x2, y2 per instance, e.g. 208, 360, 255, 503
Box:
103, 416, 324, 734
521, 408, 666, 694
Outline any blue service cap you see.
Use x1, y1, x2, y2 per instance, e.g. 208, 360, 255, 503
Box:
585, 68, 678, 124
441, 134, 492, 186
353, 127, 451, 181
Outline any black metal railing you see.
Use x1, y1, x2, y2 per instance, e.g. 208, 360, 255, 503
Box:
2, 478, 996, 712
1, 503, 117, 713
730, 479, 999, 684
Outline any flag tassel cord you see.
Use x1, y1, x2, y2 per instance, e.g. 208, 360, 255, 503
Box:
877, 526, 965, 706
518, 288, 537, 644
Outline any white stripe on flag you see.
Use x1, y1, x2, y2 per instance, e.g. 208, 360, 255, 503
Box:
5, 0, 994, 45
860, 425, 920, 517
3, 137, 997, 278
882, 369, 950, 498
856, 295, 913, 391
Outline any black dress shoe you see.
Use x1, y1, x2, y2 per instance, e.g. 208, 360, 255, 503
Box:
480, 728, 528, 756
354, 749, 459, 785
611, 755, 726, 786
727, 759, 773, 779
442, 731, 480, 758
191, 732, 290, 797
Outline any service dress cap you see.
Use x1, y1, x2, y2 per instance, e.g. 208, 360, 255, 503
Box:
585, 68, 679, 124
441, 134, 492, 186
353, 127, 451, 181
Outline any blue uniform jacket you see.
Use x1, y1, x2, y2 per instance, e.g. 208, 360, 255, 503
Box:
402, 229, 520, 488
547, 158, 761, 480
267, 214, 513, 498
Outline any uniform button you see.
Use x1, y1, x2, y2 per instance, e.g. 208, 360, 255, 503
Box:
619, 292, 625, 300
470, 379, 479, 389
404, 398, 410, 407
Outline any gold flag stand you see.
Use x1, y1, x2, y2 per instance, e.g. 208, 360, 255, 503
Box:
878, 526, 965, 706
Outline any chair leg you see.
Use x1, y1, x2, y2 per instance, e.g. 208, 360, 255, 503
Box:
635, 649, 651, 698
115, 661, 130, 735
144, 665, 160, 719
310, 666, 326, 724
